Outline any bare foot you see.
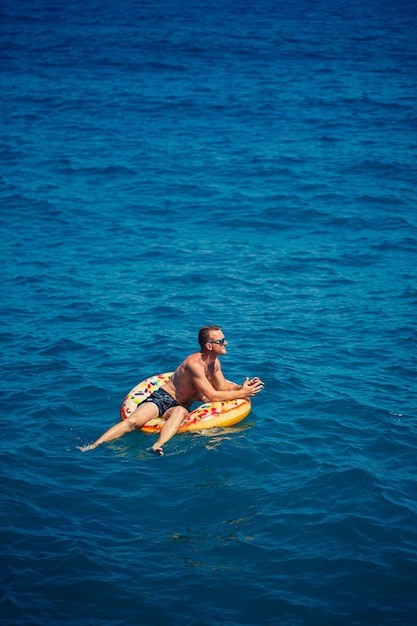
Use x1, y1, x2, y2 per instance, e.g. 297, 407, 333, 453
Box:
77, 443, 98, 452
151, 444, 164, 456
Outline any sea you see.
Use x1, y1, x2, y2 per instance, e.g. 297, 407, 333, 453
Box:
1, 0, 416, 624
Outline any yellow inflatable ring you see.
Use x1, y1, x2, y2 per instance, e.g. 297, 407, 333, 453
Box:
120, 372, 251, 433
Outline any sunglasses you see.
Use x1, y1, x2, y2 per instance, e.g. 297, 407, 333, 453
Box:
208, 337, 227, 345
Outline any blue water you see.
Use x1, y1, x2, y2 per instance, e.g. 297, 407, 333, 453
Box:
1, 0, 417, 624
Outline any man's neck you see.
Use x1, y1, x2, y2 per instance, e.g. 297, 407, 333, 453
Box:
201, 350, 218, 364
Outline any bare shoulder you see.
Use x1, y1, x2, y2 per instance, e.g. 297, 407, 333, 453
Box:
184, 351, 205, 371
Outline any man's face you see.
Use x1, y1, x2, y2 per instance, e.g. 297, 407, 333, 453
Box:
206, 330, 228, 353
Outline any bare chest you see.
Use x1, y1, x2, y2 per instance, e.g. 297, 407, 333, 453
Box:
204, 361, 216, 383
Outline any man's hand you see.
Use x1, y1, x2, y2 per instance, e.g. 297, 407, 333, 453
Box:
241, 377, 264, 397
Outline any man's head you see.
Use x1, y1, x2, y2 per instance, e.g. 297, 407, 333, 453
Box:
198, 325, 228, 351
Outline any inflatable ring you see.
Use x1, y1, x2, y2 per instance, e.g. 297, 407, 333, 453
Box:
120, 372, 251, 433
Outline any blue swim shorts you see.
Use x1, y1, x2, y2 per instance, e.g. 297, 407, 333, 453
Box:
143, 387, 189, 417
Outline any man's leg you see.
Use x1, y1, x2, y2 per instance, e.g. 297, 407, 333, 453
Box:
152, 405, 189, 455
79, 402, 159, 451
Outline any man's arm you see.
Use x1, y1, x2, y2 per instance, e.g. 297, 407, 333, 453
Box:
213, 364, 263, 392
212, 365, 241, 391
190, 362, 263, 402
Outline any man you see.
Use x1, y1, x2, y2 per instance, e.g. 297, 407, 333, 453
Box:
79, 325, 264, 455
